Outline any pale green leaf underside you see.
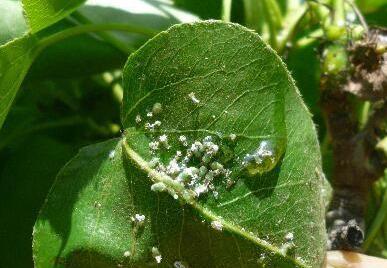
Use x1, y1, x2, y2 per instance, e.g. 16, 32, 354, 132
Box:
0, 0, 28, 45
22, 0, 86, 33
34, 21, 326, 267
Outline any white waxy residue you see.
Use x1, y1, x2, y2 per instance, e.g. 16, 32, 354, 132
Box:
108, 150, 116, 159
211, 220, 223, 231
188, 92, 200, 104
151, 247, 162, 263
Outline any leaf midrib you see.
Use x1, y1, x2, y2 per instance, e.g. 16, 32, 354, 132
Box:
122, 138, 307, 268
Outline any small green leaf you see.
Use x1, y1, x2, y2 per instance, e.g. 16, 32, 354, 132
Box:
0, 35, 38, 129
34, 21, 326, 267
21, 0, 86, 33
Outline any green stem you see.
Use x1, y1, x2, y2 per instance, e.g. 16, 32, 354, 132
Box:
243, 0, 264, 33
332, 0, 345, 27
295, 28, 324, 48
359, 101, 371, 130
222, 0, 233, 22
307, 0, 330, 28
277, 4, 307, 53
37, 23, 157, 52
261, 0, 281, 49
363, 187, 387, 250
70, 12, 135, 54
320, 133, 331, 158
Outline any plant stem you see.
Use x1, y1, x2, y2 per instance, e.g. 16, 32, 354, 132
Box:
307, 0, 329, 22
363, 185, 387, 250
70, 11, 135, 54
295, 29, 324, 48
359, 101, 371, 129
243, 0, 264, 33
37, 23, 157, 52
277, 3, 307, 53
320, 1, 387, 251
332, 0, 345, 27
222, 0, 233, 22
261, 0, 281, 49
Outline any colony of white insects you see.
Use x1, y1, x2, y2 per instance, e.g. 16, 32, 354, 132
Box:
135, 100, 236, 200
210, 219, 223, 231
123, 93, 283, 265
149, 133, 233, 199
133, 95, 278, 202
131, 213, 145, 225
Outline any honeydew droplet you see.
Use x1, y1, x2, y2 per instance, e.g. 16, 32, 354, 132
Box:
243, 140, 284, 176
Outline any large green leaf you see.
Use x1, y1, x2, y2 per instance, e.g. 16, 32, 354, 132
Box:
34, 21, 326, 267
34, 139, 306, 268
121, 21, 326, 267
21, 0, 86, 33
